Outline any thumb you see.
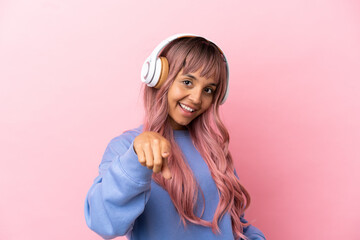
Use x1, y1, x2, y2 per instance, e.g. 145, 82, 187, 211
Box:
161, 153, 172, 180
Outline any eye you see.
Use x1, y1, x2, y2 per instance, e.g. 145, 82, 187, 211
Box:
182, 80, 192, 86
205, 88, 213, 94
182, 80, 215, 94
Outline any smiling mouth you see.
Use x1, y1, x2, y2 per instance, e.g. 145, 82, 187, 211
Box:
179, 102, 196, 113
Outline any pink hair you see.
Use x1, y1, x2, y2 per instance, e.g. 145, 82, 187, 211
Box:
140, 37, 251, 239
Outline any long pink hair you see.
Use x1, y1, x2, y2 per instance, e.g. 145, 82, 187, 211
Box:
140, 36, 251, 239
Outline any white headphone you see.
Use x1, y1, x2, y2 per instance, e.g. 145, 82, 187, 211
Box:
141, 33, 230, 105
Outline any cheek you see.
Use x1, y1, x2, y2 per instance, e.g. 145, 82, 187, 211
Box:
167, 90, 180, 110
169, 88, 184, 102
202, 99, 213, 111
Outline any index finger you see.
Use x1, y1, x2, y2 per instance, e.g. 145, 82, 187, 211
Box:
160, 140, 172, 179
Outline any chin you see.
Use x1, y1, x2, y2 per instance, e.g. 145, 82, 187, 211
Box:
178, 122, 190, 127
176, 120, 191, 127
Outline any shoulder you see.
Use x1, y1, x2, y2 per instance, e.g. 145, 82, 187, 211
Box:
107, 124, 143, 155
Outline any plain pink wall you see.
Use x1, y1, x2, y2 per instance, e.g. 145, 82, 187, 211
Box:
1, 0, 359, 239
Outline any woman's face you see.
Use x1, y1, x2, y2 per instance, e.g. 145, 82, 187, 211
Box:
167, 67, 218, 130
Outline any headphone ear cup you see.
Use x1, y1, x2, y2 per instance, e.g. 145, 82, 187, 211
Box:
154, 57, 169, 89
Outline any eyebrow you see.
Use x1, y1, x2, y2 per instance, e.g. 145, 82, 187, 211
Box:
184, 74, 218, 87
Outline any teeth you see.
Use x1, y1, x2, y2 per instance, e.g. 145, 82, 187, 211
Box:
180, 103, 194, 112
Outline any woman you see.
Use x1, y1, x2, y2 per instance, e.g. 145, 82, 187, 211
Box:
84, 34, 266, 240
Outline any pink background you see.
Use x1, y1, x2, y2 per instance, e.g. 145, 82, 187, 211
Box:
1, 0, 359, 239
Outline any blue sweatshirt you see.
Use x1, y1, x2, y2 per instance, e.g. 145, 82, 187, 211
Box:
84, 124, 266, 240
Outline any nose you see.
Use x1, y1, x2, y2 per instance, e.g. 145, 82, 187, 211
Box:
188, 87, 202, 105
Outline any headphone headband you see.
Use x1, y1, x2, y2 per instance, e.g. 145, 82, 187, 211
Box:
141, 33, 229, 105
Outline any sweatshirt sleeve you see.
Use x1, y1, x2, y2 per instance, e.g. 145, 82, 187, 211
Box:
240, 213, 266, 240
234, 169, 267, 240
84, 133, 153, 239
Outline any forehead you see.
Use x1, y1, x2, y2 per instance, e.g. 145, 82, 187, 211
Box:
178, 67, 218, 85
